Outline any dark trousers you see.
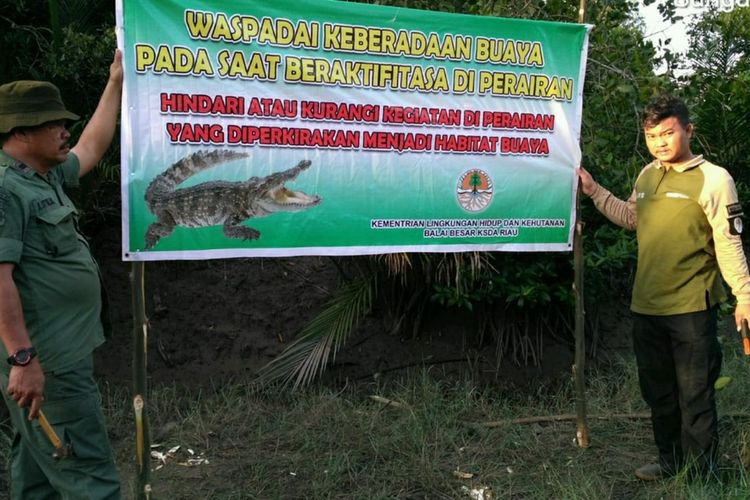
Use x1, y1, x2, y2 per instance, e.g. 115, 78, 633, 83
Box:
3, 355, 121, 499
632, 308, 721, 476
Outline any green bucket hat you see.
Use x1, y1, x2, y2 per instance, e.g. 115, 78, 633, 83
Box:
0, 80, 79, 134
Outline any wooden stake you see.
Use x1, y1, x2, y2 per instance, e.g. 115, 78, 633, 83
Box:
131, 262, 151, 498
573, 216, 589, 448
578, 0, 587, 24
573, 0, 590, 449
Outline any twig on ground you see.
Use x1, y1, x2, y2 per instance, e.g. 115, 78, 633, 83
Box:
356, 357, 469, 381
473, 412, 750, 427
369, 395, 412, 410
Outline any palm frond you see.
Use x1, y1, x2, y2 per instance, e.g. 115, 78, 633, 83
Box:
435, 252, 496, 290
378, 253, 413, 284
255, 274, 377, 389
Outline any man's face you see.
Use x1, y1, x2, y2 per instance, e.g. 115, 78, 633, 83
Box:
644, 116, 693, 166
23, 119, 71, 169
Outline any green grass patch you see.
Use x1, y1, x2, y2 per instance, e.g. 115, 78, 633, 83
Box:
3, 342, 750, 499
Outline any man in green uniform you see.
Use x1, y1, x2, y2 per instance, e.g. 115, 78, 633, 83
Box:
579, 95, 750, 480
0, 51, 123, 498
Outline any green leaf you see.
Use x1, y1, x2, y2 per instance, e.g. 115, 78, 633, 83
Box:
714, 376, 732, 391
255, 274, 376, 389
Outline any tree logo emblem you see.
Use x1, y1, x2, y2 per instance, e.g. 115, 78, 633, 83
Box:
457, 169, 493, 212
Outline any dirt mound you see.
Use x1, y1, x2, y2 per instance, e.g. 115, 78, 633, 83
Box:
90, 223, 604, 389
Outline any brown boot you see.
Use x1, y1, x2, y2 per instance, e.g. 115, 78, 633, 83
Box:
635, 463, 663, 481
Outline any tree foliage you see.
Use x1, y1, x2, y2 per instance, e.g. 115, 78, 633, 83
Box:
1, 0, 121, 227
1, 1, 115, 111
682, 7, 750, 193
4, 1, 745, 387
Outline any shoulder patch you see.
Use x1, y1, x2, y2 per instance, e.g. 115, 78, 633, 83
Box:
727, 202, 744, 218
727, 202, 744, 235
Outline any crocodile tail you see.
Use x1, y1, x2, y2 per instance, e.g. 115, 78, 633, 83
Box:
145, 149, 251, 204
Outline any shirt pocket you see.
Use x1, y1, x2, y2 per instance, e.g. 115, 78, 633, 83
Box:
33, 205, 79, 257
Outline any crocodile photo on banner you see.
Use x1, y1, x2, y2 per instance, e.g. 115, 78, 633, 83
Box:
143, 150, 321, 249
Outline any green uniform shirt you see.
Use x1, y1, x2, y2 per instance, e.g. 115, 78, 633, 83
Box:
633, 159, 727, 313
590, 155, 750, 315
0, 150, 105, 372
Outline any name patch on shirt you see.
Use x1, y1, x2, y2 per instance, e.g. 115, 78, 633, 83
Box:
34, 197, 56, 212
727, 202, 744, 235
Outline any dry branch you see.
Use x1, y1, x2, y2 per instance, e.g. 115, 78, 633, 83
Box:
369, 395, 411, 410
474, 412, 750, 427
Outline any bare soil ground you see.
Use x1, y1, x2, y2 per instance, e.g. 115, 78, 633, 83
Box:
5, 222, 708, 500
89, 221, 613, 390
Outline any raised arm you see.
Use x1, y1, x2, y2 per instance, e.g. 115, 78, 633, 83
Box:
578, 166, 637, 230
72, 50, 123, 177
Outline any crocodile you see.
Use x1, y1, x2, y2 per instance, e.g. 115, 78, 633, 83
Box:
143, 149, 321, 249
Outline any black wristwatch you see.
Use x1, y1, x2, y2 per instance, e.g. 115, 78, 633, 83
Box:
7, 347, 37, 366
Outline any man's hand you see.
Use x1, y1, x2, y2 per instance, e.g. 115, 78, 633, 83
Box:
0, 263, 43, 419
735, 303, 750, 333
578, 167, 598, 197
7, 359, 45, 419
109, 49, 123, 85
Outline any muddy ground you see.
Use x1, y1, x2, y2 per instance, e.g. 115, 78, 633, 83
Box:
0, 217, 636, 499
88, 219, 632, 391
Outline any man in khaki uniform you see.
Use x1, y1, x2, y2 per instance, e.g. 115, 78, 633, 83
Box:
0, 51, 123, 498
580, 95, 750, 480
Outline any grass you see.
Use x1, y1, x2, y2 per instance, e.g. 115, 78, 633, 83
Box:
3, 336, 750, 499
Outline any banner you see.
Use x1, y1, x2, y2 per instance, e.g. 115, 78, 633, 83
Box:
116, 0, 590, 261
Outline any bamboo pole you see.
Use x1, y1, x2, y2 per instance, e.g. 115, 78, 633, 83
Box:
578, 0, 587, 25
573, 216, 589, 448
573, 0, 590, 449
131, 262, 152, 499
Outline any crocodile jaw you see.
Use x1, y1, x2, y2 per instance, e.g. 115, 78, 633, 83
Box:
256, 186, 321, 213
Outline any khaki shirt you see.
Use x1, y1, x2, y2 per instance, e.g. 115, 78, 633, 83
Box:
0, 150, 104, 372
589, 155, 750, 315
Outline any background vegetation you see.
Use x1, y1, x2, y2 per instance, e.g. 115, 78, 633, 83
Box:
2, 0, 750, 497
3, 0, 748, 382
